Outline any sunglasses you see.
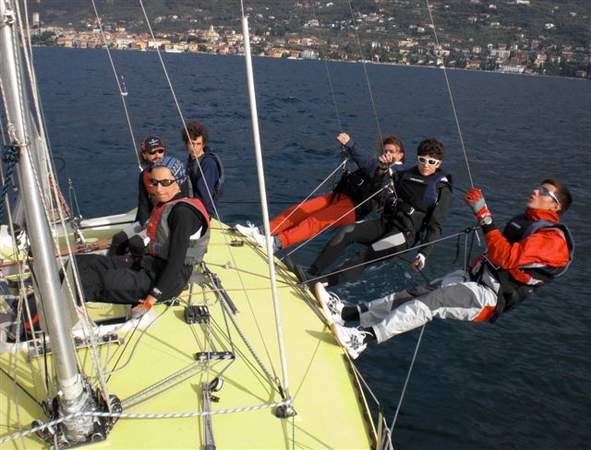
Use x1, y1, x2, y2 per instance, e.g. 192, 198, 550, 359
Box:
143, 149, 165, 156
535, 185, 560, 206
151, 178, 177, 187
417, 156, 441, 166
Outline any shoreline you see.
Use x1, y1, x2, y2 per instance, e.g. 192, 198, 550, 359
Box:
33, 45, 589, 82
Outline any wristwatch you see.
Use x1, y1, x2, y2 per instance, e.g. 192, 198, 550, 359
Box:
480, 216, 493, 226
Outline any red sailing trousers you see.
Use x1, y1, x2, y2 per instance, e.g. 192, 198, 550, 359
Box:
270, 193, 357, 249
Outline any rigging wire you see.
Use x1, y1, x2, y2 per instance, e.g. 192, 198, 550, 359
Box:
424, 0, 474, 188
344, 0, 383, 144
89, 0, 141, 169
281, 185, 386, 259
12, 0, 114, 405
240, 11, 292, 402
386, 225, 476, 442
309, 1, 343, 132
259, 0, 351, 237
302, 226, 478, 286
80, 0, 283, 388
136, 0, 281, 382
270, 159, 347, 234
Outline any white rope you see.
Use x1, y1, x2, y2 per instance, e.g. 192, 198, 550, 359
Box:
90, 0, 141, 169
0, 398, 291, 445
425, 0, 474, 188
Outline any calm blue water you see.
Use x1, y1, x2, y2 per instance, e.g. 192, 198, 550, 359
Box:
34, 48, 590, 449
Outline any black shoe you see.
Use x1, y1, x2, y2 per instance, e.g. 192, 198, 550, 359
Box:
294, 264, 310, 284
282, 256, 308, 283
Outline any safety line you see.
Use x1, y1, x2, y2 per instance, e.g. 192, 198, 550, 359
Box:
302, 226, 478, 285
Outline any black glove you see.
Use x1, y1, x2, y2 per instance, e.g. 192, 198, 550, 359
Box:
108, 230, 130, 256
128, 234, 146, 257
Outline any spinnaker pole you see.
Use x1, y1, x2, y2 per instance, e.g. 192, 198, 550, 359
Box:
241, 14, 293, 414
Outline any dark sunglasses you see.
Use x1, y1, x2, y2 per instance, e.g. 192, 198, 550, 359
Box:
417, 156, 441, 166
535, 185, 560, 206
143, 148, 165, 156
151, 178, 177, 187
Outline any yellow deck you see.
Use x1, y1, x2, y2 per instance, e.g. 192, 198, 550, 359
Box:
1, 220, 374, 449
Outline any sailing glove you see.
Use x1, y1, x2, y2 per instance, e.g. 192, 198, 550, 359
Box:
464, 187, 492, 225
411, 253, 426, 271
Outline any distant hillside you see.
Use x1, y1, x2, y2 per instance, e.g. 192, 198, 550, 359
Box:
33, 0, 590, 50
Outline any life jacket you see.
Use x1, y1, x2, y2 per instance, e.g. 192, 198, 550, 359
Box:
331, 168, 373, 219
146, 198, 211, 265
142, 168, 161, 207
188, 151, 225, 201
474, 214, 574, 322
381, 167, 451, 241
142, 168, 154, 193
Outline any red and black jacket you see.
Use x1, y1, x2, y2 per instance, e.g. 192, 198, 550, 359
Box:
480, 208, 573, 319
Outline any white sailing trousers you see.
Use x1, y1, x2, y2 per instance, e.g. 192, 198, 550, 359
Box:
359, 270, 498, 344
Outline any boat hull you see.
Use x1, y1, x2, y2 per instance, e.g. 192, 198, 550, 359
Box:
1, 218, 374, 449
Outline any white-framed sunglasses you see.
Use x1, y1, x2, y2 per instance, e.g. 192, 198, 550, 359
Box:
417, 156, 441, 166
535, 185, 560, 207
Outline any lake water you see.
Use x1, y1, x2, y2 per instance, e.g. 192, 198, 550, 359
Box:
34, 47, 590, 449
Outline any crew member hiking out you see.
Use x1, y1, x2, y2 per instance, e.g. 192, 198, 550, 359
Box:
183, 121, 223, 217
235, 132, 405, 253
308, 138, 452, 287
314, 179, 574, 359
77, 156, 210, 319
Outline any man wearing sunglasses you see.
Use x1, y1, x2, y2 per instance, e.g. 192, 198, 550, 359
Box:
77, 156, 210, 319
109, 135, 190, 256
308, 138, 452, 287
316, 179, 573, 359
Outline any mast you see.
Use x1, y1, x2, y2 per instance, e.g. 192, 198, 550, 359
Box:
0, 0, 95, 442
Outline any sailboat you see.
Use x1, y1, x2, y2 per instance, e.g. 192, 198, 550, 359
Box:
0, 1, 387, 448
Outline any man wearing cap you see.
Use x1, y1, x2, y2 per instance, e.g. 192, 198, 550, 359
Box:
109, 135, 190, 256
135, 135, 167, 225
77, 156, 210, 319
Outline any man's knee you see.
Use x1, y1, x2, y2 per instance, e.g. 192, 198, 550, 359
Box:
418, 283, 474, 312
